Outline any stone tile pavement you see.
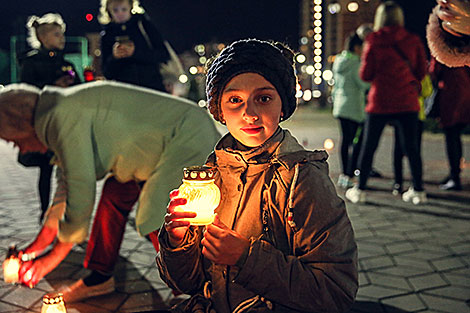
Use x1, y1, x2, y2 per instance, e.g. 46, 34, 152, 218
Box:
0, 106, 468, 312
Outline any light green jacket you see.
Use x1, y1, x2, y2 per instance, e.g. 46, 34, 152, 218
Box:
332, 50, 370, 123
35, 81, 220, 243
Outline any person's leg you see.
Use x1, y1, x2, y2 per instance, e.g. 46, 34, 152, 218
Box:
443, 124, 465, 188
398, 112, 424, 191
392, 121, 405, 189
38, 160, 53, 221
83, 177, 141, 276
357, 114, 388, 190
338, 118, 357, 176
348, 123, 363, 177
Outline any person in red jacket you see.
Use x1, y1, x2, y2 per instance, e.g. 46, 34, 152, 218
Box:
429, 58, 470, 190
345, 1, 428, 205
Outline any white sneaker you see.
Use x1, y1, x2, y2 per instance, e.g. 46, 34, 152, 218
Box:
345, 186, 366, 203
337, 174, 354, 189
402, 188, 427, 205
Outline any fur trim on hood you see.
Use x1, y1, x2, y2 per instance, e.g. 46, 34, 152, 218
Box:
427, 6, 470, 67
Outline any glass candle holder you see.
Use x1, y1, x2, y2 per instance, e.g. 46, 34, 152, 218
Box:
41, 293, 67, 313
3, 245, 20, 284
176, 166, 220, 225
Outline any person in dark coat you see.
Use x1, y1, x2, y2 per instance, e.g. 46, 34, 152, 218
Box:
429, 57, 470, 190
345, 1, 428, 205
18, 13, 81, 221
98, 0, 170, 91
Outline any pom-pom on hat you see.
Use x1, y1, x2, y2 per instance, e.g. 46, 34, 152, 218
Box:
205, 39, 297, 123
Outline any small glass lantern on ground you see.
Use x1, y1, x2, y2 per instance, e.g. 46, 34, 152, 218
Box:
41, 293, 67, 313
3, 245, 20, 284
176, 166, 220, 225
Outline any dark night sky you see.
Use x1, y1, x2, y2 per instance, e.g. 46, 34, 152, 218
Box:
1, 1, 435, 55
1, 0, 300, 54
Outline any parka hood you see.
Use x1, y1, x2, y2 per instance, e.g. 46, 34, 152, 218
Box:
333, 50, 360, 74
426, 6, 470, 67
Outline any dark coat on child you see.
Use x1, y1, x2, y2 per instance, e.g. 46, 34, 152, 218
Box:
100, 14, 170, 91
19, 49, 81, 88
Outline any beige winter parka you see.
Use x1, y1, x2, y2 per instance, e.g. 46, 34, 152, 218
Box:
157, 128, 358, 313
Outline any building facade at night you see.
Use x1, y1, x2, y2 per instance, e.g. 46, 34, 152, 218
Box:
299, 0, 379, 102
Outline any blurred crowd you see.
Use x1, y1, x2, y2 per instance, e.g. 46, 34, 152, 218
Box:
331, 0, 470, 206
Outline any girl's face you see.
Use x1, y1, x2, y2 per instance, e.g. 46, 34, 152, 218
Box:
39, 25, 65, 50
108, 0, 132, 24
220, 73, 283, 147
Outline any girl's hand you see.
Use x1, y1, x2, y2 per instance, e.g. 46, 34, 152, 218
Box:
164, 189, 196, 247
201, 215, 250, 266
112, 41, 135, 58
437, 0, 470, 36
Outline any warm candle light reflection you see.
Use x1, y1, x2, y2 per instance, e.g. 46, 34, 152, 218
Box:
41, 293, 67, 313
324, 138, 335, 150
176, 166, 220, 225
3, 245, 20, 284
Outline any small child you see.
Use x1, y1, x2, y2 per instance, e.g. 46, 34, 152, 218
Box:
18, 13, 81, 222
156, 39, 358, 313
20, 13, 81, 88
98, 0, 170, 91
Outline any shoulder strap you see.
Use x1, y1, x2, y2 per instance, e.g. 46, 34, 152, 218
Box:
137, 19, 153, 50
392, 44, 417, 80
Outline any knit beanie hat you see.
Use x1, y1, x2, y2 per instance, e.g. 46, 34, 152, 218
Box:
205, 39, 297, 123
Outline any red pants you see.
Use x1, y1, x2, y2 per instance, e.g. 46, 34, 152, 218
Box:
83, 176, 159, 273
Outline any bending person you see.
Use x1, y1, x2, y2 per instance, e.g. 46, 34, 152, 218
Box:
0, 81, 220, 302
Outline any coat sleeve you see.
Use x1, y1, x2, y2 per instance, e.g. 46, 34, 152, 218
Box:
19, 57, 47, 88
353, 59, 370, 91
100, 30, 117, 79
360, 40, 375, 82
45, 108, 97, 243
233, 162, 358, 313
414, 37, 427, 81
133, 15, 170, 64
156, 227, 207, 294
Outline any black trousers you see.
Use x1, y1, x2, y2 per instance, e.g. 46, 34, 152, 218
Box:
392, 120, 424, 186
338, 118, 363, 177
358, 112, 423, 191
444, 123, 466, 183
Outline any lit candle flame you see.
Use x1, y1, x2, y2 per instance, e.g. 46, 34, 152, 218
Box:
324, 138, 335, 150
3, 257, 20, 284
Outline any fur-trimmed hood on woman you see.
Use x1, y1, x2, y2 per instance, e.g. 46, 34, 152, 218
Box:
427, 6, 470, 67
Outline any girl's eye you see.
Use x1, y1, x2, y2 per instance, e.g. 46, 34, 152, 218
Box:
259, 95, 272, 103
228, 96, 242, 104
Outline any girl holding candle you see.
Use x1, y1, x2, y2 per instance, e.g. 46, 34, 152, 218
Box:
156, 39, 358, 313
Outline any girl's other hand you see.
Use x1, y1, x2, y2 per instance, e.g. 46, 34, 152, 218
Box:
164, 189, 196, 247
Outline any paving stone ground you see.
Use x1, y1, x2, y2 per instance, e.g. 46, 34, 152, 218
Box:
0, 105, 468, 312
